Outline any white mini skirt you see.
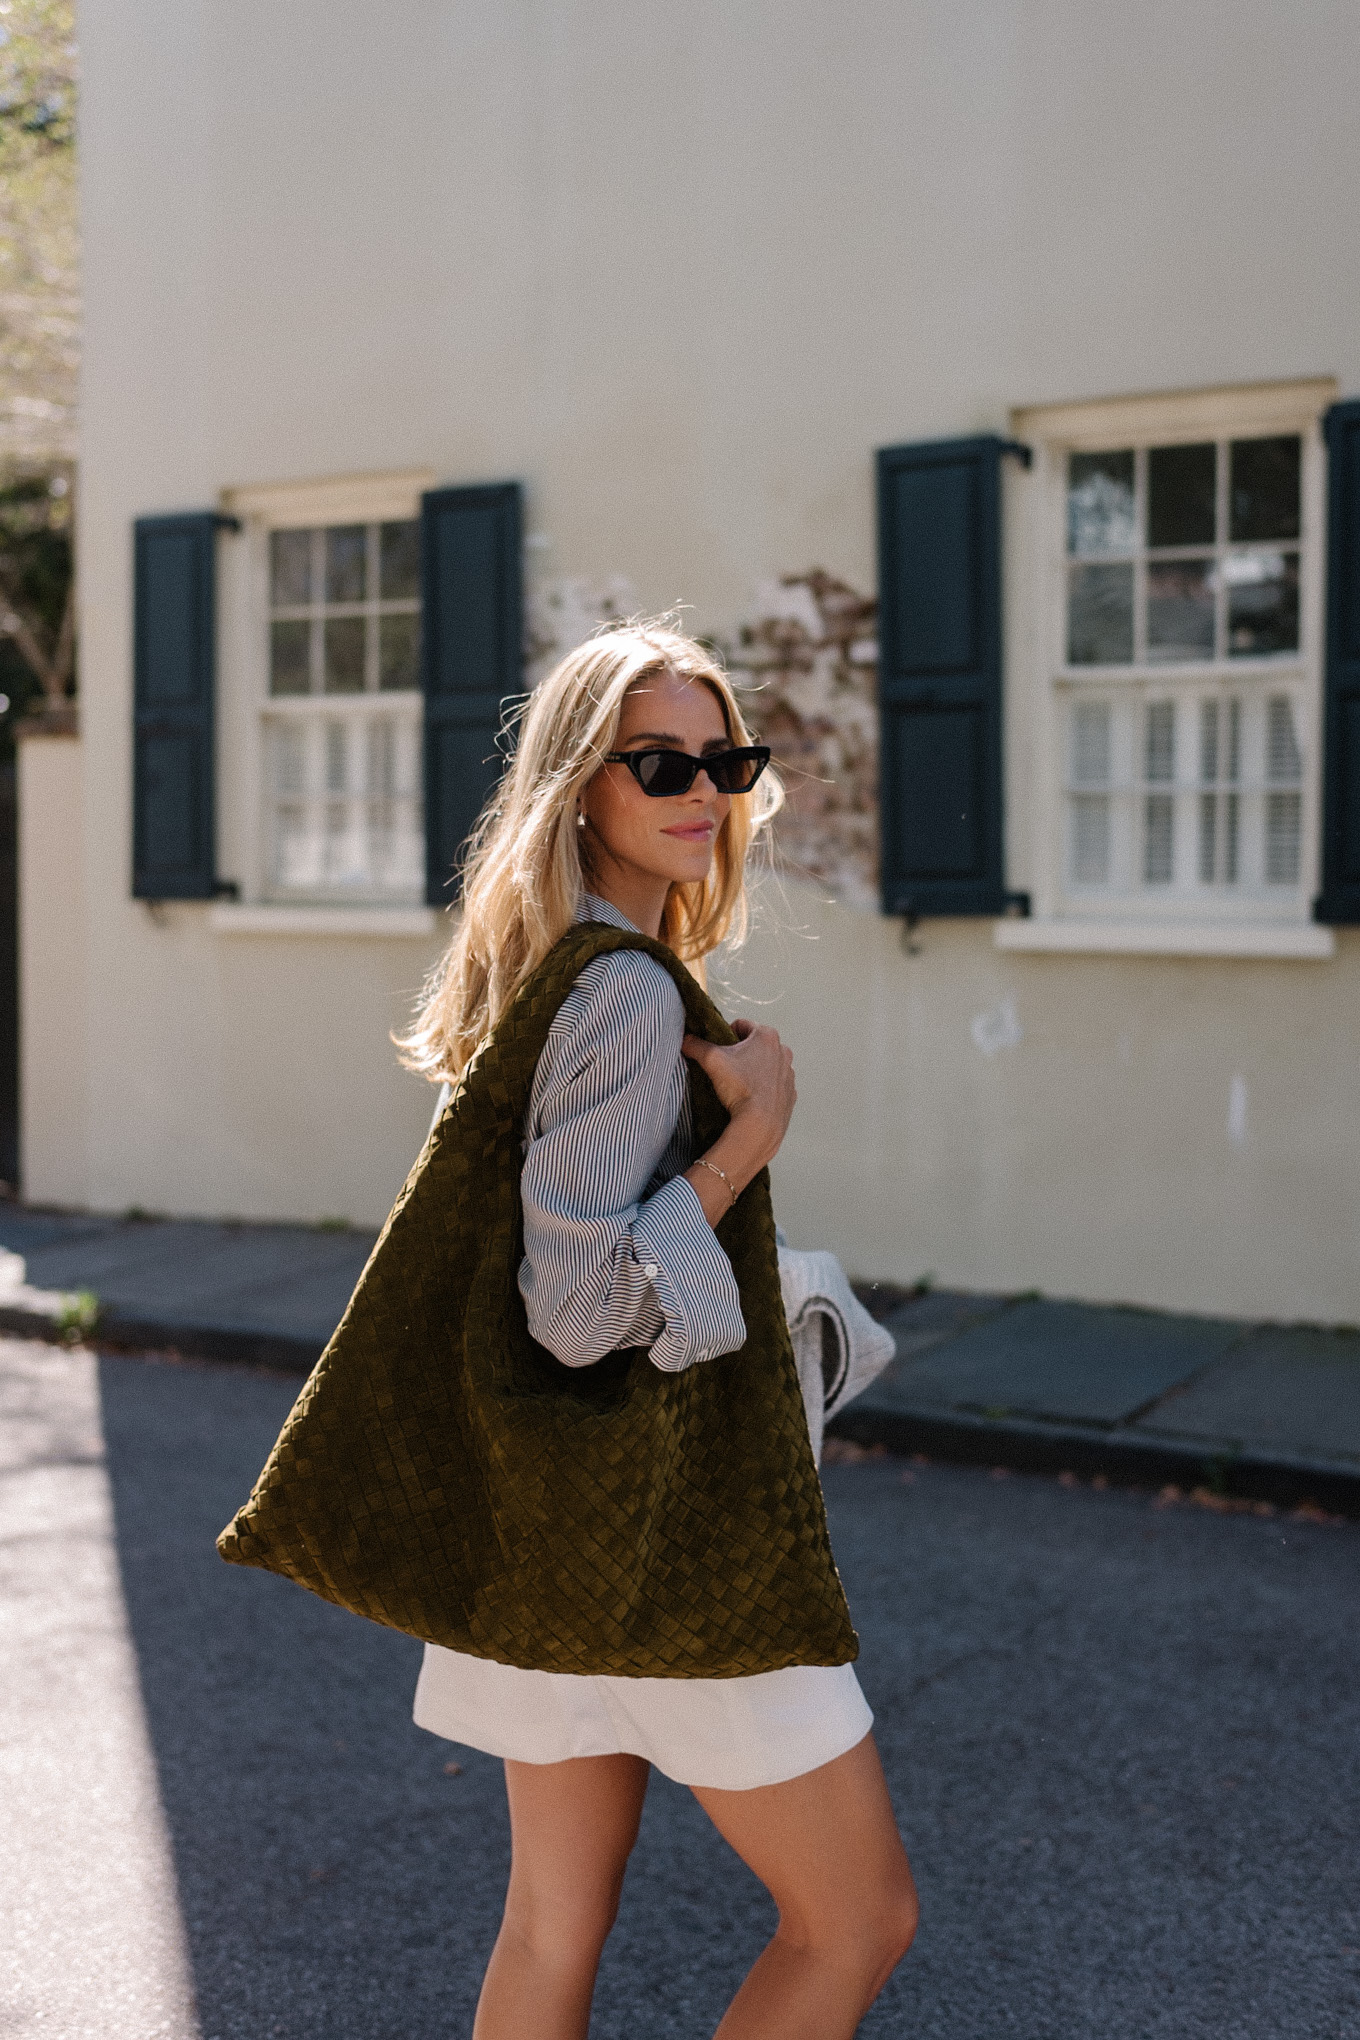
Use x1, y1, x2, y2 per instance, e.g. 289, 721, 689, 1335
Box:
413, 1643, 873, 1791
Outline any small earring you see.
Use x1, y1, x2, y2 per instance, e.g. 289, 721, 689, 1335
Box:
576, 811, 586, 829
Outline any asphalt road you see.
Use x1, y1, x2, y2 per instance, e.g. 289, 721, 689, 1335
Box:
5, 1338, 1359, 2039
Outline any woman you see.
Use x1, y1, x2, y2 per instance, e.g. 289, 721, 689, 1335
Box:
400, 621, 917, 2039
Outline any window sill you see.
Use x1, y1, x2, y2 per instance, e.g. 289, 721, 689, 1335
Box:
993, 917, 1336, 960
208, 903, 441, 938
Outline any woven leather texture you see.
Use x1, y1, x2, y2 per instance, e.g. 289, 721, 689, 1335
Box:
217, 924, 858, 1677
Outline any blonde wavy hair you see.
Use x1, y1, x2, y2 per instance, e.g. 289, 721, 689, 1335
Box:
398, 619, 783, 1084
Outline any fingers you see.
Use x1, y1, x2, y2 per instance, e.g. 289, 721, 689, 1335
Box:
681, 1032, 715, 1068
731, 1017, 756, 1039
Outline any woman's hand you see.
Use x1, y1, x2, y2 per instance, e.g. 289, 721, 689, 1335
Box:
680, 1022, 797, 1226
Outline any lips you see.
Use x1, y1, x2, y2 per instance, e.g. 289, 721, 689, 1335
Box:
662, 822, 715, 841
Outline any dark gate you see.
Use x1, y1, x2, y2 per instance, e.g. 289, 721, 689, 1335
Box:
0, 760, 17, 1189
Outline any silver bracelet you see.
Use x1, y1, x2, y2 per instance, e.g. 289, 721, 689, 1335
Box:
694, 1156, 739, 1211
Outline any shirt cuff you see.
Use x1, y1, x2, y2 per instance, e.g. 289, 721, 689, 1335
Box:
632, 1173, 747, 1373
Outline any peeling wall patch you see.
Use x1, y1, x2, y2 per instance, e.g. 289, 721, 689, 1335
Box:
726, 571, 879, 909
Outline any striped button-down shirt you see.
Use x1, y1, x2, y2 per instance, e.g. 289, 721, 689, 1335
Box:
516, 895, 747, 1373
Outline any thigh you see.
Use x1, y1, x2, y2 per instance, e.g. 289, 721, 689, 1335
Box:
503, 1753, 651, 1926
690, 1732, 914, 1936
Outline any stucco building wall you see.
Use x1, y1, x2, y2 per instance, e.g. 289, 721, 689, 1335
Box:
53, 0, 1360, 1308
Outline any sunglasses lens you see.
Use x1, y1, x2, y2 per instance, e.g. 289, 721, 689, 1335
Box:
709, 754, 754, 793
635, 751, 693, 795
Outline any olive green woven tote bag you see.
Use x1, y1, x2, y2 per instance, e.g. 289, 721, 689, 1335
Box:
218, 923, 857, 1678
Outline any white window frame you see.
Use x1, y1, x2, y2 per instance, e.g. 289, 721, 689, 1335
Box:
211, 469, 440, 936
999, 379, 1337, 960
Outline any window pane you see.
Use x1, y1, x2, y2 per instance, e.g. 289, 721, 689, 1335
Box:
1230, 436, 1301, 543
1068, 451, 1135, 556
1148, 443, 1215, 547
379, 611, 420, 690
1145, 700, 1175, 782
1266, 696, 1302, 781
1199, 793, 1218, 882
270, 528, 312, 607
1226, 551, 1299, 656
380, 520, 420, 600
1199, 700, 1219, 783
275, 804, 321, 892
325, 524, 368, 604
1071, 796, 1110, 885
275, 722, 306, 795
1224, 790, 1240, 882
1072, 700, 1111, 783
270, 617, 311, 694
325, 721, 347, 794
1147, 559, 1214, 662
1068, 562, 1133, 665
1143, 796, 1174, 883
323, 615, 366, 692
1266, 793, 1301, 883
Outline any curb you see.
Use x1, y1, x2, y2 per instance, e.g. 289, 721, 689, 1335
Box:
828, 1400, 1360, 1519
5, 1295, 1355, 1520
0, 1303, 322, 1376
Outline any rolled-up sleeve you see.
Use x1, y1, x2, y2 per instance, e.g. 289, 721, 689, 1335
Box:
517, 950, 746, 1373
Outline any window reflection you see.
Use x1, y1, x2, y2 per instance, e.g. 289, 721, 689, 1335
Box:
1068, 451, 1136, 556
1147, 560, 1214, 662
1068, 563, 1133, 665
1225, 552, 1299, 656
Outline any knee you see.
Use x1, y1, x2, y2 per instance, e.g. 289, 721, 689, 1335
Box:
816, 1871, 919, 1987
502, 1876, 623, 1969
879, 1874, 920, 1965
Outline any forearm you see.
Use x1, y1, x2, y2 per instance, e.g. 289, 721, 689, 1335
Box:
683, 1111, 781, 1229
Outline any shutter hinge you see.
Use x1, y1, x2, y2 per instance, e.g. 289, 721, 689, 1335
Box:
212, 514, 243, 533
1002, 891, 1031, 917
998, 440, 1033, 470
213, 879, 241, 899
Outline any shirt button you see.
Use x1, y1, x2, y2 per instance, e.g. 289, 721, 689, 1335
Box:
643, 1263, 659, 1280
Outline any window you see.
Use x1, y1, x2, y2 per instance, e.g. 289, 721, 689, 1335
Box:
1004, 382, 1334, 953
262, 519, 424, 902
1063, 433, 1305, 905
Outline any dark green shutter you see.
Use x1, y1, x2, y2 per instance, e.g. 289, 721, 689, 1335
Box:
1316, 399, 1360, 924
877, 435, 1016, 917
132, 512, 221, 899
420, 481, 523, 903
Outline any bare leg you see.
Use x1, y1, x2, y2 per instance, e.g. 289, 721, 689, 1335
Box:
691, 1733, 918, 2040
473, 1751, 650, 2040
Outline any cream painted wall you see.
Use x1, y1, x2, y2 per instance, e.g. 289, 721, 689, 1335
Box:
20, 735, 90, 1207
58, 1, 1360, 1306
721, 891, 1360, 1323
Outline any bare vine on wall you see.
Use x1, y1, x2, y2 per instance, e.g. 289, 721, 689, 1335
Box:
727, 571, 879, 908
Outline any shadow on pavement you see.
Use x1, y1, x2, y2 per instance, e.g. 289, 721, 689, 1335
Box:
98, 1346, 1360, 2040
94, 1350, 770, 2040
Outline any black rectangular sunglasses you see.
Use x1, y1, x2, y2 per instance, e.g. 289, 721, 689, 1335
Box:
603, 745, 771, 797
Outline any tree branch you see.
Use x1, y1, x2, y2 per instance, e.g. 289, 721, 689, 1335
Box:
49, 573, 75, 697
0, 601, 56, 693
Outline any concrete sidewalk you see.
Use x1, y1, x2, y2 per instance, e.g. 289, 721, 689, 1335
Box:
843, 1283, 1360, 1516
2, 1203, 1357, 1513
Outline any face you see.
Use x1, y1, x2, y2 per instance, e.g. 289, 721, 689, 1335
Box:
580, 670, 733, 900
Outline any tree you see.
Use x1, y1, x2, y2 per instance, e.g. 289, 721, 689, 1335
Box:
0, 469, 73, 718
0, 0, 78, 467
0, 0, 78, 731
